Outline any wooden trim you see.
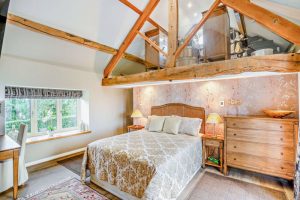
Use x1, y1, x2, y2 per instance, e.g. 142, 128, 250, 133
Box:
27, 149, 85, 173
118, 0, 168, 35
26, 130, 92, 144
7, 13, 158, 69
102, 53, 300, 86
137, 31, 167, 57
221, 0, 300, 45
166, 0, 179, 68
174, 0, 221, 60
104, 0, 160, 78
145, 28, 159, 38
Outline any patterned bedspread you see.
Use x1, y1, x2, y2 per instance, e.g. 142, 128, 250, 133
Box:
81, 130, 202, 200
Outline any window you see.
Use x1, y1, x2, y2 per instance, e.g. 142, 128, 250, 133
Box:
5, 99, 81, 138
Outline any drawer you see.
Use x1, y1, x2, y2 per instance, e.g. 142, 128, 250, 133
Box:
227, 128, 294, 147
227, 140, 295, 161
204, 139, 220, 147
227, 152, 294, 179
226, 118, 294, 132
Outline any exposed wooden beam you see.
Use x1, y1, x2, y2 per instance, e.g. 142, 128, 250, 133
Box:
166, 0, 179, 68
145, 28, 159, 38
102, 53, 300, 86
104, 0, 160, 78
174, 0, 221, 60
7, 13, 158, 68
118, 0, 168, 35
221, 0, 300, 45
137, 31, 167, 57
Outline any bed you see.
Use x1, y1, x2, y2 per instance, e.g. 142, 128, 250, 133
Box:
81, 103, 205, 200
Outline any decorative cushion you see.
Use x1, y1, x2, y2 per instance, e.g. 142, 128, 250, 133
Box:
145, 115, 157, 130
163, 116, 182, 135
179, 117, 202, 136
148, 116, 166, 132
145, 115, 168, 130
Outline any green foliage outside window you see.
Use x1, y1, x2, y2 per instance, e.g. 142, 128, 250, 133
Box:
37, 99, 57, 132
5, 98, 79, 138
5, 99, 31, 139
62, 99, 77, 129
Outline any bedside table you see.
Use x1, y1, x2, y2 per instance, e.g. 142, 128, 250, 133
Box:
127, 125, 144, 132
201, 134, 224, 174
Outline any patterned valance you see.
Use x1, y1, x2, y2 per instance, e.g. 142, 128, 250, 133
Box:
5, 86, 83, 99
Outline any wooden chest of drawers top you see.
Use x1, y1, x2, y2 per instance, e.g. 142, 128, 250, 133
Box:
225, 115, 298, 131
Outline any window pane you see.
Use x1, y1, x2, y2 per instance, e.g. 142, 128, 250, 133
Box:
62, 99, 77, 129
37, 99, 57, 132
5, 99, 31, 139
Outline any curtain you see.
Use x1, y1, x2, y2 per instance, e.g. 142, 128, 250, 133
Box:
5, 86, 83, 99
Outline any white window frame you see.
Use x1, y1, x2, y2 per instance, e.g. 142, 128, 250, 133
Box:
6, 98, 81, 138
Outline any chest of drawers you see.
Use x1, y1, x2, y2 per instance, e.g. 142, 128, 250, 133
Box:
224, 116, 298, 180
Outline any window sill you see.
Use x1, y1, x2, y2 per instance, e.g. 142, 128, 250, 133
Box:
26, 130, 92, 144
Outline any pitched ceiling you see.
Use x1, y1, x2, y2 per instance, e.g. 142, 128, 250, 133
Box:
2, 0, 300, 76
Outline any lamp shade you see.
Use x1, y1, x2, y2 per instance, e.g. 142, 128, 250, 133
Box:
131, 109, 143, 118
206, 113, 222, 124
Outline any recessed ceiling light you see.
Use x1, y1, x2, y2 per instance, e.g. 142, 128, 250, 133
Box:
194, 12, 198, 17
187, 2, 192, 8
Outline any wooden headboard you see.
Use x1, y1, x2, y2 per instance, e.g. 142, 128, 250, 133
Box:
151, 103, 205, 133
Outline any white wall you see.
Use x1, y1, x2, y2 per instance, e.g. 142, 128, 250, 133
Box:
0, 55, 131, 163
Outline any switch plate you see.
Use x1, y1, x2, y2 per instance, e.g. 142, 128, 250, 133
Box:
220, 100, 225, 107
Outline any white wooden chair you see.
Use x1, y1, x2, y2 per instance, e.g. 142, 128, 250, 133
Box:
0, 124, 29, 193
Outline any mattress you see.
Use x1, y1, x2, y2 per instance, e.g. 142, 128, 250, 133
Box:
81, 130, 202, 200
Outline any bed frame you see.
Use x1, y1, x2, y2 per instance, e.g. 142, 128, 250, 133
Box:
91, 103, 206, 200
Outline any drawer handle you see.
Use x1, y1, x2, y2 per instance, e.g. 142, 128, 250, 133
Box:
281, 152, 283, 156
233, 123, 236, 126
280, 138, 283, 141
280, 126, 283, 129
234, 158, 237, 161
281, 167, 284, 170
234, 146, 237, 148
233, 133, 237, 136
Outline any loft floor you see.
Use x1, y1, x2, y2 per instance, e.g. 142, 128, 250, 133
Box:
0, 154, 293, 200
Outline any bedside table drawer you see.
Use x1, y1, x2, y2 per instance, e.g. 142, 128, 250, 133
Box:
205, 139, 220, 147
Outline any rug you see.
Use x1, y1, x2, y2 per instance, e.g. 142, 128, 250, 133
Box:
189, 172, 286, 200
18, 178, 108, 200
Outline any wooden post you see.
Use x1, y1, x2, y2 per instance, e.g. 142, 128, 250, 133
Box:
166, 0, 178, 68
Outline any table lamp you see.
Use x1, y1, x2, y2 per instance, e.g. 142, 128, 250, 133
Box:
131, 109, 143, 118
206, 113, 222, 137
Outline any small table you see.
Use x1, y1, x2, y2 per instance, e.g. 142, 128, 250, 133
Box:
127, 125, 144, 132
201, 134, 224, 174
0, 135, 21, 199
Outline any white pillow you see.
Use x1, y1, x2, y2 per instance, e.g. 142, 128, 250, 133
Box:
145, 115, 168, 130
148, 116, 166, 132
163, 116, 182, 135
179, 117, 202, 136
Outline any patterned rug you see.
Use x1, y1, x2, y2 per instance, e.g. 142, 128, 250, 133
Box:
18, 178, 108, 200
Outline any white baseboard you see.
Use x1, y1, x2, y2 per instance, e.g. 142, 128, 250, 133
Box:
25, 147, 86, 167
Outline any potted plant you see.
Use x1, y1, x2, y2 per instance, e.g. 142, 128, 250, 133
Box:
47, 126, 55, 137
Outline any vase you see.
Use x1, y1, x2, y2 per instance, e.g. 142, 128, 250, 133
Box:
48, 131, 54, 137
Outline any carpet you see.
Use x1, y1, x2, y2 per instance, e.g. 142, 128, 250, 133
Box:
18, 178, 108, 200
189, 172, 286, 200
58, 155, 84, 176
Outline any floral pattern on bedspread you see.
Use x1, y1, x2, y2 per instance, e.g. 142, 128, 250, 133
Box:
81, 130, 202, 200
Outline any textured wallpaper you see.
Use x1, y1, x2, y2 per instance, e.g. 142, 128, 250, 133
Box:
133, 73, 300, 198
133, 74, 298, 124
